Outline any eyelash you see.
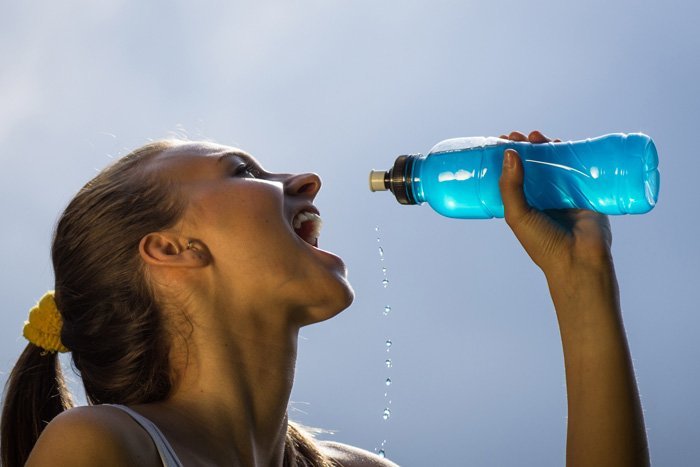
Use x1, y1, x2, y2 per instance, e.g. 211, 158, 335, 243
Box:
233, 163, 261, 178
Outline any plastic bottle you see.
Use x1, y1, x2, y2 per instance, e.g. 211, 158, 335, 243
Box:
368, 133, 659, 219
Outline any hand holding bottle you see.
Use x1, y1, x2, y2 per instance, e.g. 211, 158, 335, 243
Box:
497, 130, 614, 279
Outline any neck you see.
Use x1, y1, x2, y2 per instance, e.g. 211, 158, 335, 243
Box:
160, 316, 300, 466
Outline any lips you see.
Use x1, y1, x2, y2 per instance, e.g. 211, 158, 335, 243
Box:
292, 210, 322, 247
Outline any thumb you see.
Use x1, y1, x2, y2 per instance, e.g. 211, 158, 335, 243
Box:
499, 149, 532, 225
498, 149, 569, 273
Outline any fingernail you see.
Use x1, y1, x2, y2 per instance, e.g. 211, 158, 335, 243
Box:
503, 150, 515, 170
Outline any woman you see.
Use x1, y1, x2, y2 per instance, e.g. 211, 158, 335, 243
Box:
1, 131, 649, 466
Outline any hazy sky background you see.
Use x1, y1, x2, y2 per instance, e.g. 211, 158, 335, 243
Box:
1, 1, 698, 465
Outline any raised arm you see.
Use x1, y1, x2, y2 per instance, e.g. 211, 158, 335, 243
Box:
498, 131, 650, 467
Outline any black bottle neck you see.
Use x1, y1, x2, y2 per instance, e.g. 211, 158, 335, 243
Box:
389, 154, 418, 205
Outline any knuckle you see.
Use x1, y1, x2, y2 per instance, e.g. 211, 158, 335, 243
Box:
505, 207, 535, 230
503, 209, 522, 228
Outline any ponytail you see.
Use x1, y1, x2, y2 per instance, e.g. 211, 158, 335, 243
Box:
1, 344, 73, 467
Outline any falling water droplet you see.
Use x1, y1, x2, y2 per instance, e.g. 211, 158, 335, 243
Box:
382, 278, 389, 288
378, 246, 384, 258
385, 340, 392, 350
383, 305, 391, 315
385, 378, 392, 386
383, 408, 391, 420
378, 450, 386, 458
385, 358, 392, 368
381, 266, 387, 275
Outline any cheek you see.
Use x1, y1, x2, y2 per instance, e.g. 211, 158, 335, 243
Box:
189, 186, 292, 259
189, 181, 273, 225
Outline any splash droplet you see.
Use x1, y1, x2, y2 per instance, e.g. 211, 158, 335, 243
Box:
385, 378, 392, 386
385, 340, 392, 350
383, 408, 391, 420
382, 278, 389, 288
378, 450, 386, 458
383, 305, 391, 315
385, 358, 393, 368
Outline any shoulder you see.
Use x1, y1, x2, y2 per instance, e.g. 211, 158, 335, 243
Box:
319, 440, 400, 467
26, 405, 161, 467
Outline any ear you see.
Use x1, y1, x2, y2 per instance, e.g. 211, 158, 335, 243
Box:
139, 233, 210, 268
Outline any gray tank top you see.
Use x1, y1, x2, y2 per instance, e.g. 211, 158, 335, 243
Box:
108, 404, 184, 467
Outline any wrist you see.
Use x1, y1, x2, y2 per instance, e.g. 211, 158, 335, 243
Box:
544, 260, 621, 331
544, 256, 617, 300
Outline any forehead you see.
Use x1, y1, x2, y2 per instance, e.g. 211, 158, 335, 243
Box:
145, 142, 253, 181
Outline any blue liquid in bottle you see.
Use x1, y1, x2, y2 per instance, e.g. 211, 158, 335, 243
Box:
369, 133, 659, 219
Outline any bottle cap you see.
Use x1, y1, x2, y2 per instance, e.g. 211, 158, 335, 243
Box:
369, 170, 389, 192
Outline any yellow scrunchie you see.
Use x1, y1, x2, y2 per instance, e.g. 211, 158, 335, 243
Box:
23, 291, 69, 353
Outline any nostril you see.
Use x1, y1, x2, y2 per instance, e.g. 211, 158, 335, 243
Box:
297, 181, 317, 194
286, 173, 321, 196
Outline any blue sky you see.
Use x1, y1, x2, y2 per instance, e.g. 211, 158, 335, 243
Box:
2, 1, 699, 465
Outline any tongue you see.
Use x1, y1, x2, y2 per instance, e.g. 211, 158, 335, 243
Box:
295, 221, 315, 244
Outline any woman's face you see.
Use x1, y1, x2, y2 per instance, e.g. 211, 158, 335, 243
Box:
146, 141, 354, 326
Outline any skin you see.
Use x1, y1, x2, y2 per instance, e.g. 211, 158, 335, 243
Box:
26, 133, 649, 466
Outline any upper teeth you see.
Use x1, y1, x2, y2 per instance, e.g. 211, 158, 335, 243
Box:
293, 211, 323, 240
293, 211, 321, 229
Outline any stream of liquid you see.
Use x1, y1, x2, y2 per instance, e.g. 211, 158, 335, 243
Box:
375, 225, 392, 459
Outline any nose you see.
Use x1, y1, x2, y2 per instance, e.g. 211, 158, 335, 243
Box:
284, 172, 322, 198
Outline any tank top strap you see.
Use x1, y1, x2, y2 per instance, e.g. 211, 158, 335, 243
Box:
106, 404, 184, 467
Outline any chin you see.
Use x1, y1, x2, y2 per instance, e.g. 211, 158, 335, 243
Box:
299, 279, 355, 327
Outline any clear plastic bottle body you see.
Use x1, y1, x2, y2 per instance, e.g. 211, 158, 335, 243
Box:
409, 133, 659, 219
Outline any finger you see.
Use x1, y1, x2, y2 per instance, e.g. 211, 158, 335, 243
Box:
499, 149, 533, 224
553, 138, 561, 142
528, 130, 549, 143
508, 131, 528, 142
499, 134, 509, 139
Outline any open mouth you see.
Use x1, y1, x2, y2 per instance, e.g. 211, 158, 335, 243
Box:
292, 211, 322, 247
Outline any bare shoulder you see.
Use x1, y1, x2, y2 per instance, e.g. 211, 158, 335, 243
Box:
319, 440, 400, 467
26, 405, 160, 467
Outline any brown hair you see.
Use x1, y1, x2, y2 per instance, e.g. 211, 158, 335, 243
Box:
1, 140, 336, 467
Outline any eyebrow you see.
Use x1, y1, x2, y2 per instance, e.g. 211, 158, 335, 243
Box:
216, 151, 250, 165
